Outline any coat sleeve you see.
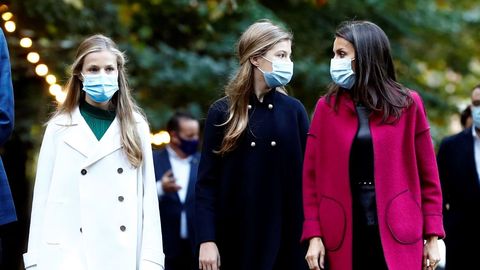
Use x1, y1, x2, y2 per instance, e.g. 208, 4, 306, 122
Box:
0, 28, 14, 146
195, 102, 225, 245
301, 100, 323, 242
23, 123, 57, 269
296, 99, 310, 153
138, 120, 165, 270
412, 92, 445, 238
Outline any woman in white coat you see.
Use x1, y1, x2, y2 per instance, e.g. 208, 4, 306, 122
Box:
23, 35, 164, 270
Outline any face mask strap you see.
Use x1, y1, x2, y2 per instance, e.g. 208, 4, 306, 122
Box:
261, 55, 273, 63
256, 66, 266, 74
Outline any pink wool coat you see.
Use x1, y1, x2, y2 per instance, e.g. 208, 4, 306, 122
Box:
302, 91, 445, 270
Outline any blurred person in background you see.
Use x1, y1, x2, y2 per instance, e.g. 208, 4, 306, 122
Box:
437, 84, 480, 270
302, 20, 444, 270
195, 19, 309, 270
23, 34, 164, 270
460, 106, 472, 130
153, 112, 200, 270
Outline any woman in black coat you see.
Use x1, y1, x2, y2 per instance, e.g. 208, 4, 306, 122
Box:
195, 19, 309, 270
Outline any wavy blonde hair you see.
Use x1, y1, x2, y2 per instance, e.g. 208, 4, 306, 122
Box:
217, 19, 292, 155
53, 34, 145, 167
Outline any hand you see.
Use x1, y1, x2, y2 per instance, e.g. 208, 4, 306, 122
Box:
423, 236, 441, 270
199, 242, 221, 270
161, 170, 182, 193
305, 237, 326, 270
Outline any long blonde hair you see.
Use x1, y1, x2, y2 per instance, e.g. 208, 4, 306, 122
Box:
54, 34, 145, 168
217, 19, 292, 155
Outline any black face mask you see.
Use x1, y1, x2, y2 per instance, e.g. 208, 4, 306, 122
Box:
178, 136, 199, 156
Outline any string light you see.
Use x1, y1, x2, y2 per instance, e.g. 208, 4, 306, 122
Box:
49, 84, 62, 96
35, 64, 48, 76
1, 12, 12, 21
19, 37, 32, 48
151, 131, 170, 146
26, 52, 40, 63
55, 91, 67, 103
2, 5, 60, 101
4, 21, 15, 32
3, 4, 164, 142
0, 5, 8, 13
46, 74, 56, 85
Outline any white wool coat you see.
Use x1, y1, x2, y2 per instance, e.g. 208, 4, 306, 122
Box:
23, 107, 164, 270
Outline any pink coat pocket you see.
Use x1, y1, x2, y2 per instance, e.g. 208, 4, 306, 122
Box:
318, 196, 346, 251
386, 189, 423, 244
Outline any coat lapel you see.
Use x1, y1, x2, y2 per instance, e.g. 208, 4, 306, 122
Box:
83, 117, 122, 168
61, 107, 97, 158
463, 127, 480, 188
185, 153, 199, 204
61, 107, 122, 168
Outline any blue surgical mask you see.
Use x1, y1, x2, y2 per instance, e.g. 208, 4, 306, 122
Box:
178, 137, 199, 156
330, 58, 355, 89
472, 106, 480, 129
258, 56, 294, 88
81, 73, 119, 103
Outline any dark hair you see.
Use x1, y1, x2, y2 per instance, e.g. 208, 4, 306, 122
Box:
327, 20, 412, 123
460, 106, 472, 129
166, 112, 197, 133
473, 84, 480, 92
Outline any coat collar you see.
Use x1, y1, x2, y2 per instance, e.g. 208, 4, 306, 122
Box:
55, 107, 122, 168
249, 88, 276, 107
342, 91, 361, 113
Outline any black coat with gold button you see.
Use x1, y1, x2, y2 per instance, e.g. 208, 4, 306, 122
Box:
195, 89, 310, 270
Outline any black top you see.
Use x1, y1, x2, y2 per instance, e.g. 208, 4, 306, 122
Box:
350, 104, 377, 226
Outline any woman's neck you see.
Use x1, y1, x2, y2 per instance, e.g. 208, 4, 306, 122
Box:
253, 70, 271, 102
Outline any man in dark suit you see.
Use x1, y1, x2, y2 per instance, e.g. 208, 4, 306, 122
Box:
153, 112, 200, 270
437, 84, 480, 270
0, 28, 16, 266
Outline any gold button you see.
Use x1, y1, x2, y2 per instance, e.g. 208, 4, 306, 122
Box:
268, 104, 273, 109
271, 141, 276, 146
250, 142, 256, 147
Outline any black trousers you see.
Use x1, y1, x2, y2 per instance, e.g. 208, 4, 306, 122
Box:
165, 239, 196, 270
0, 236, 3, 265
353, 224, 388, 270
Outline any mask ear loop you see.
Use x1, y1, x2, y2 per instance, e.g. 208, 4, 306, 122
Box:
256, 66, 266, 74
261, 55, 273, 63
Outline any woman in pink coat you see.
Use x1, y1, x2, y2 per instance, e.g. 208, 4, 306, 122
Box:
302, 21, 445, 270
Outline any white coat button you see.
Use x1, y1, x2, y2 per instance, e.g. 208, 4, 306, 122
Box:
268, 104, 273, 109
248, 105, 252, 109
80, 227, 83, 233
120, 225, 126, 232
117, 168, 123, 174
271, 141, 276, 147
81, 169, 87, 175
250, 142, 256, 147
118, 196, 124, 202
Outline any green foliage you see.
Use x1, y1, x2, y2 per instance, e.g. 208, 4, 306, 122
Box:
8, 0, 480, 145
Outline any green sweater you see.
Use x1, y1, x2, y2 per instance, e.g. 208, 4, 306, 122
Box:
80, 101, 116, 141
